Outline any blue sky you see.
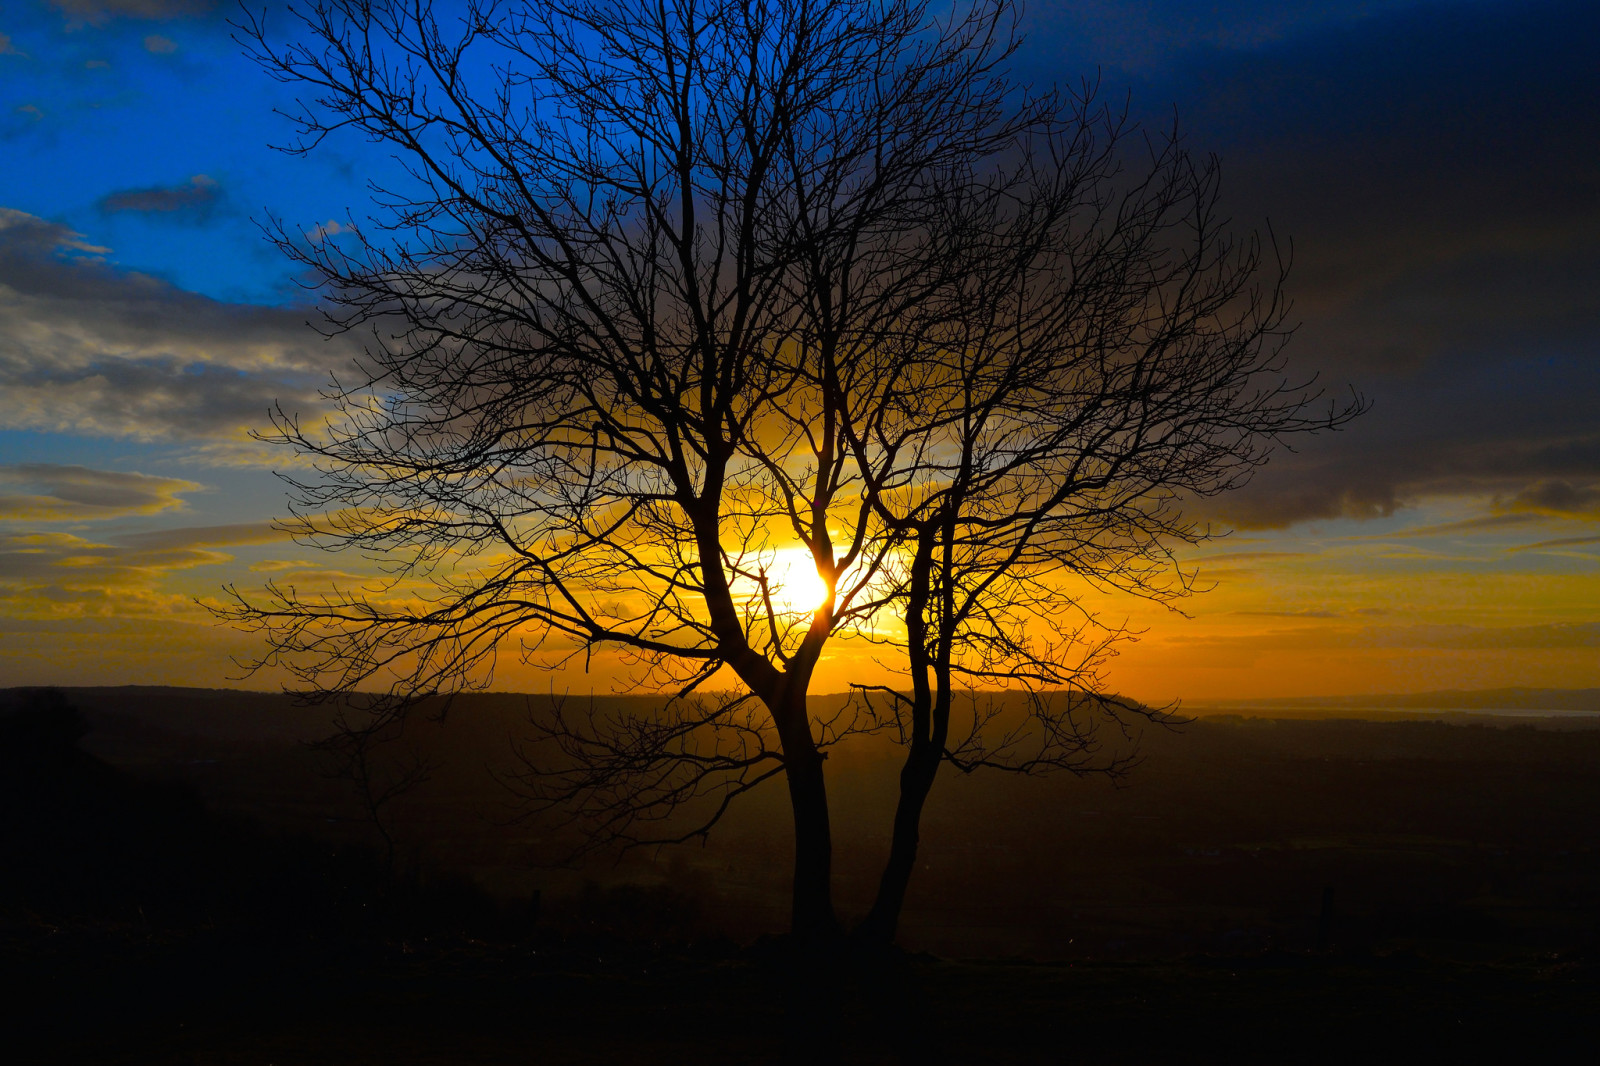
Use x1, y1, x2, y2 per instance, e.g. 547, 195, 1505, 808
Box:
1, 0, 1596, 697
2, 0, 377, 303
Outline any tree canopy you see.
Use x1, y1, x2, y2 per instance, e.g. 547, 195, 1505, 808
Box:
223, 0, 1359, 944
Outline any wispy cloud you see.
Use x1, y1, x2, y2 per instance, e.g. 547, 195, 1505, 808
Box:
1507, 533, 1600, 554
1378, 513, 1544, 539
1172, 621, 1600, 652
113, 520, 289, 551
96, 174, 217, 219
0, 529, 231, 620
0, 463, 197, 520
1189, 551, 1310, 565
303, 219, 354, 244
0, 209, 353, 449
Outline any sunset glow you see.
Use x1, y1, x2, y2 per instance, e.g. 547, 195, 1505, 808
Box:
767, 548, 832, 615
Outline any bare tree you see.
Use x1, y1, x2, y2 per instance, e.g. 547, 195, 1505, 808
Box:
221, 0, 1358, 948
835, 138, 1364, 943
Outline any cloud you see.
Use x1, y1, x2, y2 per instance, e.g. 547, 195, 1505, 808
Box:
49, 0, 216, 25
1367, 623, 1600, 651
1502, 479, 1600, 519
1104, 1, 1600, 531
0, 463, 197, 520
114, 520, 290, 551
1235, 609, 1338, 619
1188, 551, 1309, 565
1172, 620, 1600, 653
141, 33, 177, 53
0, 529, 231, 615
0, 511, 383, 625
1375, 513, 1545, 539
0, 32, 24, 57
1507, 533, 1600, 555
249, 567, 369, 586
0, 208, 353, 447
304, 220, 353, 244
1023, 0, 1447, 74
1208, 355, 1600, 528
96, 174, 219, 220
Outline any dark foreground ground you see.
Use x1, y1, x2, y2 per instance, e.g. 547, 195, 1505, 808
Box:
4, 686, 1600, 1062
8, 924, 1599, 1063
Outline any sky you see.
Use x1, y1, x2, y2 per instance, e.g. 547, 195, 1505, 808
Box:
0, 0, 1596, 701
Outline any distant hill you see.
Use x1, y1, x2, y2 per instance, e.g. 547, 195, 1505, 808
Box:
9, 682, 1600, 962
0, 685, 1143, 747
1188, 687, 1600, 714
6, 685, 1600, 743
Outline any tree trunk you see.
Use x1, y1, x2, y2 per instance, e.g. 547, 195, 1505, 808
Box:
784, 745, 840, 942
857, 528, 945, 948
770, 684, 840, 943
856, 740, 939, 946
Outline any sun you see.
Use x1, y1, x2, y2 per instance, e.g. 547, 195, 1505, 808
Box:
768, 547, 831, 613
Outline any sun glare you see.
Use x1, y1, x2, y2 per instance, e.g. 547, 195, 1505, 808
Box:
769, 547, 831, 613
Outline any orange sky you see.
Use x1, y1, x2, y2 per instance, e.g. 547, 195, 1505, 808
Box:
2, 483, 1595, 702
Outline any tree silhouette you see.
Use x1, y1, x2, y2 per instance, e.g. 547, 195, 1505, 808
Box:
222, 0, 1358, 948
835, 131, 1363, 941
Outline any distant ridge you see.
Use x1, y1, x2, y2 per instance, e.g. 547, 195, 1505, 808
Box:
7, 685, 1599, 733
1190, 687, 1600, 713
6, 683, 1599, 710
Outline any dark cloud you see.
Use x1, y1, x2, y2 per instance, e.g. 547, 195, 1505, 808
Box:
1024, 0, 1442, 72
48, 0, 216, 24
1504, 480, 1600, 519
0, 208, 352, 446
1207, 349, 1600, 528
97, 174, 220, 221
0, 463, 197, 520
1110, 0, 1600, 529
